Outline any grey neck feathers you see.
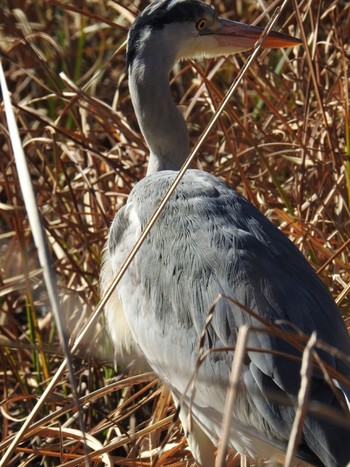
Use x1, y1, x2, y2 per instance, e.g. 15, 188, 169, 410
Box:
128, 39, 189, 175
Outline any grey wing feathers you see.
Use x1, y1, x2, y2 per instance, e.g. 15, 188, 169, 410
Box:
121, 170, 348, 337
109, 169, 350, 379
107, 168, 350, 464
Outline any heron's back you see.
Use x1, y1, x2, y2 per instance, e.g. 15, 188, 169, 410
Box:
106, 169, 350, 465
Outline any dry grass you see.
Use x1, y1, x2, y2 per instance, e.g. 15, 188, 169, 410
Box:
0, 0, 349, 465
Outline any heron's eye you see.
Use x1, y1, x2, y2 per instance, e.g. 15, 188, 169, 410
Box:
196, 18, 207, 31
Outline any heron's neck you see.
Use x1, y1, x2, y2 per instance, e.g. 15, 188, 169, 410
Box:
129, 57, 189, 175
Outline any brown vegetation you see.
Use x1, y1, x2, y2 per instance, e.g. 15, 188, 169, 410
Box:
0, 0, 349, 464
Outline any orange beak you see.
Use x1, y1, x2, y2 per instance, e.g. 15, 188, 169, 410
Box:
213, 18, 302, 50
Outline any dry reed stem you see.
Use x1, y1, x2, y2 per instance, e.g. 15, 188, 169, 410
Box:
0, 0, 349, 465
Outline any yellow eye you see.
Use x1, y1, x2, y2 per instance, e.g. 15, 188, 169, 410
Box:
196, 18, 207, 31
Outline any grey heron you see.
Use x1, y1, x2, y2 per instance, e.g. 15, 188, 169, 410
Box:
101, 0, 350, 465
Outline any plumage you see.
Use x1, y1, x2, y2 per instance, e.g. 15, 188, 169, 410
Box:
101, 0, 350, 465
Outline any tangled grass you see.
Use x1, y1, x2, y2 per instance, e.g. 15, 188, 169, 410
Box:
0, 0, 349, 465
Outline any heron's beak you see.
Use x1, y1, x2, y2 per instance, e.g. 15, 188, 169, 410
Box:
212, 18, 302, 50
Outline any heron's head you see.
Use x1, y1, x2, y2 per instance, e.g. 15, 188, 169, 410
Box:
127, 0, 301, 72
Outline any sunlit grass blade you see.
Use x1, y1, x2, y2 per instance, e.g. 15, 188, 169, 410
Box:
0, 59, 90, 465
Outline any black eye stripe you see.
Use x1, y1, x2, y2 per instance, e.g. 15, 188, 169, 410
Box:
127, 0, 216, 67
